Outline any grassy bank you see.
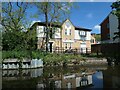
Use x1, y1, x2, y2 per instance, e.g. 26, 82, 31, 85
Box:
2, 50, 86, 66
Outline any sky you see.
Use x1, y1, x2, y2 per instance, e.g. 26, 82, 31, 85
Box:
26, 2, 114, 34
70, 2, 113, 34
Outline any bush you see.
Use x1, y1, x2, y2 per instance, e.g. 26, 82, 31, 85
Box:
2, 51, 86, 66
42, 53, 85, 66
2, 50, 29, 60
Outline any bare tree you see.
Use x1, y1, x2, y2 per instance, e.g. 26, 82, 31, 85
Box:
33, 2, 72, 52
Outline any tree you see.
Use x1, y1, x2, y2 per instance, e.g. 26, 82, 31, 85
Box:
1, 2, 37, 51
1, 2, 29, 50
2, 2, 29, 32
33, 2, 72, 52
94, 34, 101, 43
111, 0, 120, 41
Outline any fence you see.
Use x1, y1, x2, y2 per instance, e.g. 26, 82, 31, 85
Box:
91, 43, 120, 57
53, 47, 91, 54
91, 44, 101, 54
101, 43, 120, 57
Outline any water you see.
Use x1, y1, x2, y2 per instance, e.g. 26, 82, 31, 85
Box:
2, 65, 120, 89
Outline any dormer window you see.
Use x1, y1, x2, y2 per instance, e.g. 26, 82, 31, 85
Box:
79, 31, 86, 36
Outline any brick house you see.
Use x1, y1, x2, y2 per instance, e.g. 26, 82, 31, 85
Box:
100, 12, 119, 43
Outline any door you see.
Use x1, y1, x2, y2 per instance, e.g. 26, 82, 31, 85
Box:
49, 42, 53, 52
80, 43, 86, 53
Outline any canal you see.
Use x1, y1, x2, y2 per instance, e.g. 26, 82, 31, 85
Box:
2, 65, 120, 89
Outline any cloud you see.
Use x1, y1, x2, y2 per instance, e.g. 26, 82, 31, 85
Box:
89, 0, 94, 2
95, 72, 103, 80
92, 25, 101, 33
96, 74, 103, 79
93, 25, 101, 30
86, 13, 93, 18
30, 20, 41, 27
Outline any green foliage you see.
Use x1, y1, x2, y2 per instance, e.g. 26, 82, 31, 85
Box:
2, 50, 29, 60
2, 31, 25, 51
111, 1, 120, 18
2, 2, 37, 51
111, 1, 120, 40
2, 50, 45, 60
31, 50, 45, 59
2, 50, 86, 66
94, 34, 101, 42
42, 53, 85, 65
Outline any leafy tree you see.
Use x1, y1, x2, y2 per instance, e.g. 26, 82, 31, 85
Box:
1, 2, 37, 51
2, 2, 28, 32
33, 2, 72, 52
1, 2, 29, 50
111, 0, 120, 41
2, 31, 25, 51
94, 34, 101, 43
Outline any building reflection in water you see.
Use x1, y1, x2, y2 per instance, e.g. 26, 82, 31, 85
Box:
36, 70, 94, 89
2, 68, 43, 80
103, 66, 120, 89
4, 66, 120, 89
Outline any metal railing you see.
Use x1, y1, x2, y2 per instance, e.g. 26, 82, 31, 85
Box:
53, 47, 91, 54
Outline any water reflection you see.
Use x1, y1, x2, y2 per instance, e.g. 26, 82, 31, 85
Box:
2, 65, 120, 89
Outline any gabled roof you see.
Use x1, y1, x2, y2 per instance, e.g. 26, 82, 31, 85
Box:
100, 11, 113, 25
75, 26, 92, 31
61, 19, 75, 26
30, 19, 91, 31
31, 22, 61, 28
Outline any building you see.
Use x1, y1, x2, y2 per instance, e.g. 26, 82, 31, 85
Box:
36, 73, 93, 89
100, 12, 119, 43
91, 33, 97, 45
31, 19, 91, 53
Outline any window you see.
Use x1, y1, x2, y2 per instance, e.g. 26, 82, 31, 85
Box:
107, 33, 110, 39
65, 29, 67, 35
65, 43, 67, 49
55, 28, 60, 33
69, 29, 71, 35
50, 28, 53, 39
107, 23, 109, 29
70, 43, 72, 49
79, 31, 86, 37
37, 26, 43, 33
65, 21, 71, 28
44, 27, 46, 33
80, 36, 86, 41
91, 39, 94, 43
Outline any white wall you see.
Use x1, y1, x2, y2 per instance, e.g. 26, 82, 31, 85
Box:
86, 32, 91, 40
75, 30, 91, 40
37, 26, 61, 39
75, 30, 80, 39
54, 28, 61, 39
109, 14, 119, 43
